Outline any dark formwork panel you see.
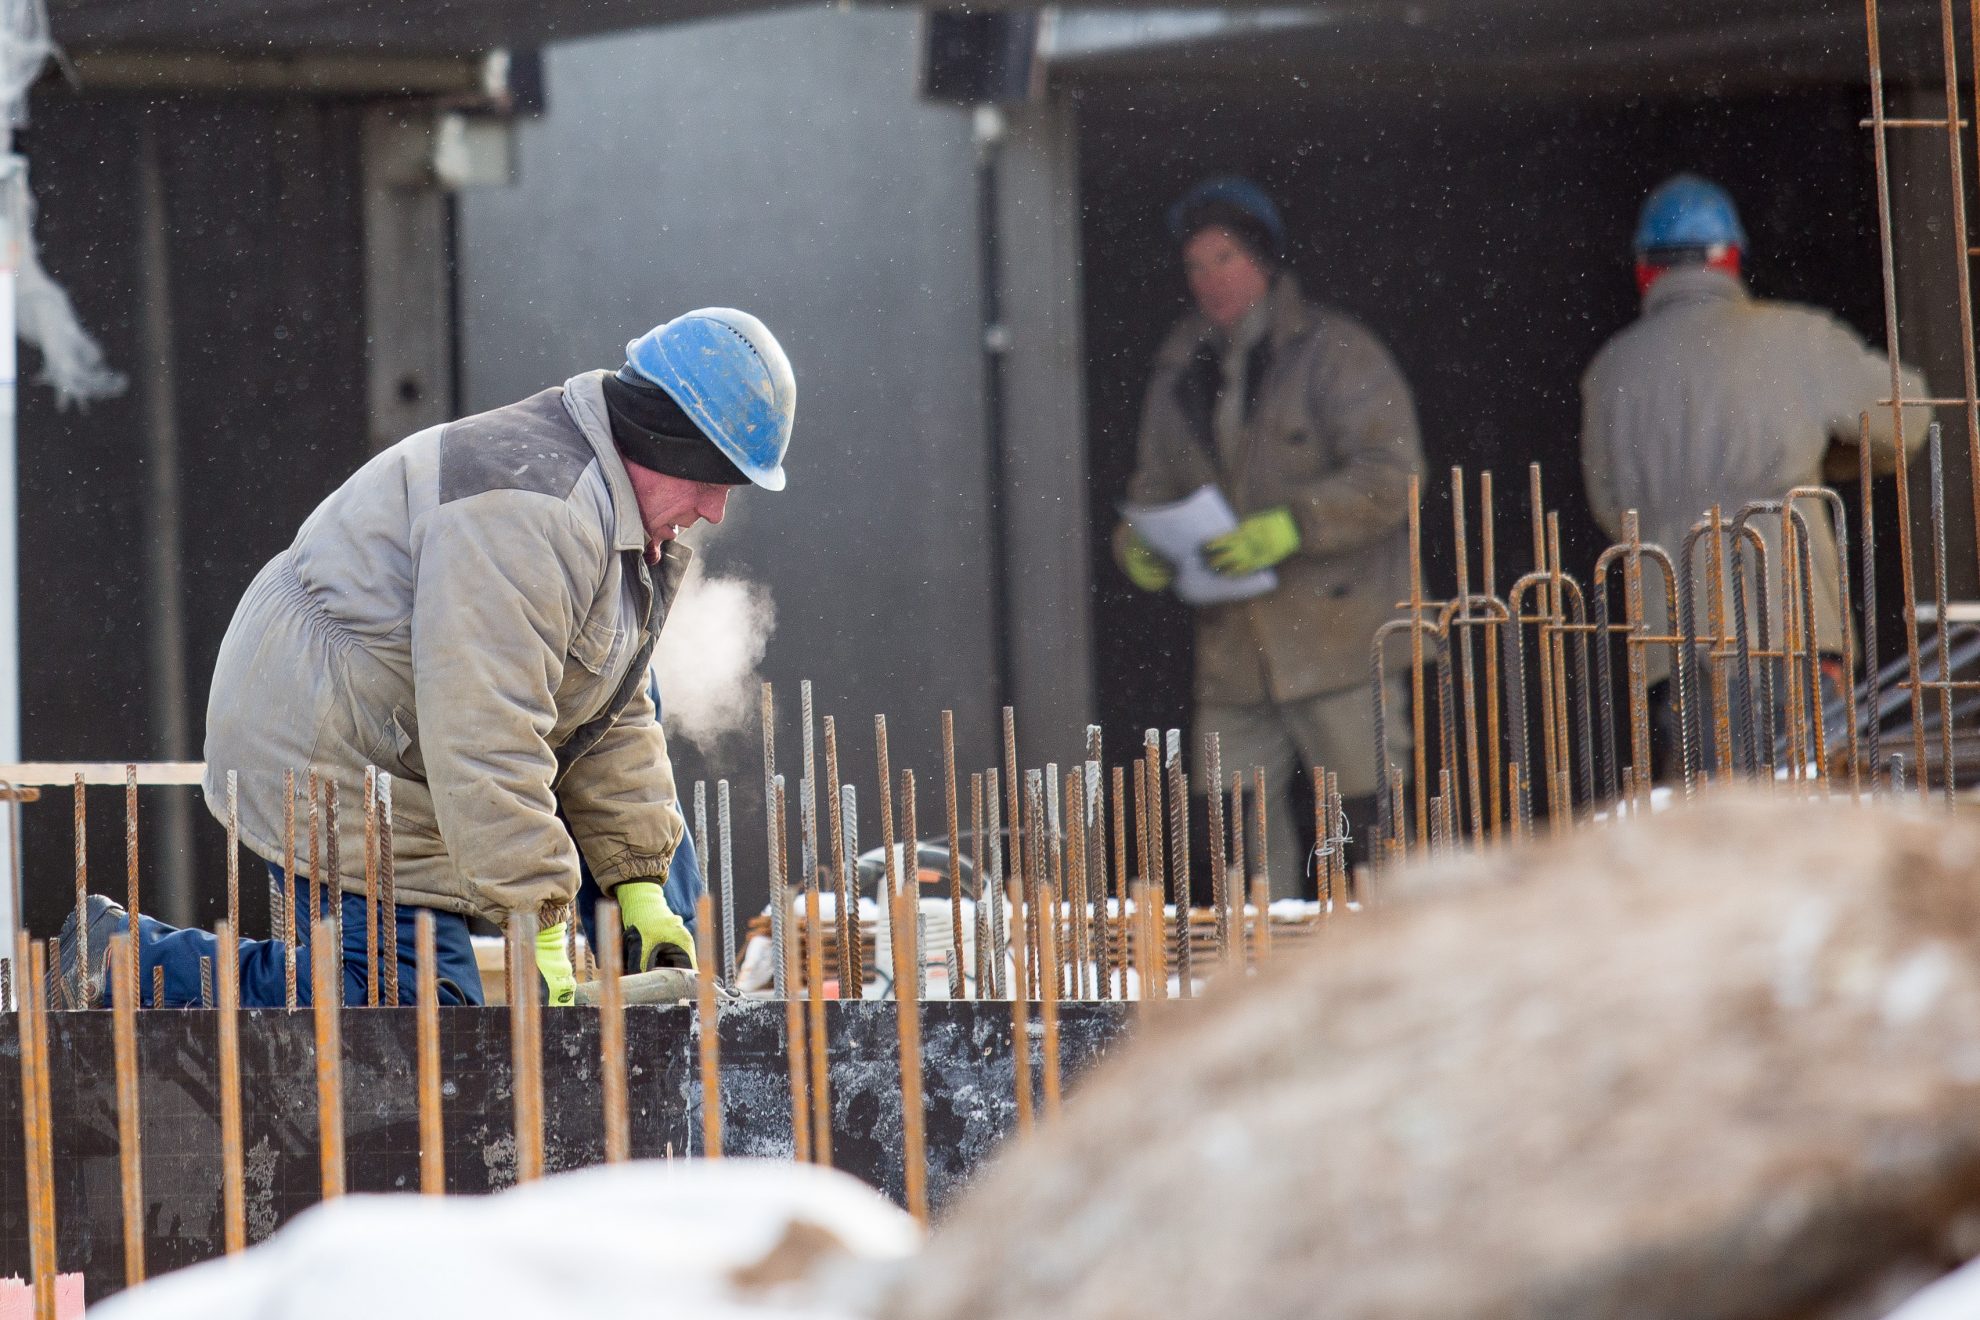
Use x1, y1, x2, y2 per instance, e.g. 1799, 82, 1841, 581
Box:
0, 1000, 1132, 1301
17, 93, 371, 933
1078, 86, 1894, 860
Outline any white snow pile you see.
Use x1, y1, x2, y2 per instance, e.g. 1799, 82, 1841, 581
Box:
91, 1160, 920, 1320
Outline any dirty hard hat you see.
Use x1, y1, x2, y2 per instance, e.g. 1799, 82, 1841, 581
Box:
1633, 173, 1748, 257
624, 308, 796, 492
1168, 175, 1286, 261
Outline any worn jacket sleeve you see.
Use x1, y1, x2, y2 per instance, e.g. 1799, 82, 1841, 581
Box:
560, 674, 685, 892
1817, 314, 1931, 472
408, 490, 595, 923
1288, 327, 1422, 557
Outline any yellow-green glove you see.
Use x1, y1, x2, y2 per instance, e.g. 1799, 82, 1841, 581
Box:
1204, 507, 1300, 576
534, 922, 576, 1006
1115, 530, 1174, 592
617, 879, 696, 972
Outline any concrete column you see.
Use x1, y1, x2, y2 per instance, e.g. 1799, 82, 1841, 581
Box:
996, 96, 1097, 762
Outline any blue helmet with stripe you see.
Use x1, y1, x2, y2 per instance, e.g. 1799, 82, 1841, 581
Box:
1633, 174, 1748, 256
624, 308, 795, 492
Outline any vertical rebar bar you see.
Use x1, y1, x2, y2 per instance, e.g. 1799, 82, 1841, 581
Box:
71, 774, 86, 1009
971, 771, 987, 1000
892, 888, 928, 1223
597, 901, 629, 1164
823, 719, 849, 993
306, 767, 321, 947
363, 767, 378, 1007
1252, 768, 1268, 904
801, 680, 819, 899
126, 764, 141, 1013
803, 883, 830, 1163
1168, 760, 1191, 998
508, 911, 543, 1182
1037, 881, 1062, 1117
110, 936, 145, 1285
1205, 732, 1227, 963
379, 774, 398, 1005
19, 935, 56, 1320
1928, 422, 1957, 798
764, 683, 783, 998
1007, 877, 1032, 1132
1110, 766, 1128, 996
312, 916, 345, 1198
1001, 706, 1022, 939
718, 779, 737, 984
696, 892, 724, 1161
216, 921, 245, 1248
986, 769, 1006, 1000
777, 778, 810, 1162
1863, 0, 1931, 794
415, 911, 444, 1193
942, 711, 965, 996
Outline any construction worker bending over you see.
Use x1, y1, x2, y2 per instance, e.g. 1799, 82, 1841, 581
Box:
1580, 174, 1930, 776
1113, 176, 1423, 893
58, 308, 795, 1006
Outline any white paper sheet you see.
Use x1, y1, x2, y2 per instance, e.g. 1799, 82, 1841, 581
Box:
1121, 484, 1278, 605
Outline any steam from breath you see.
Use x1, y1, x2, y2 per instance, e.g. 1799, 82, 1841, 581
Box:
649, 556, 777, 755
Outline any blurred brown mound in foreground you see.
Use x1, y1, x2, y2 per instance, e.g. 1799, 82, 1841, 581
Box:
886, 794, 1980, 1320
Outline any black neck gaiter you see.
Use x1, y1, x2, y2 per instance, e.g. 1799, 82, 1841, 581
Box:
601, 367, 750, 485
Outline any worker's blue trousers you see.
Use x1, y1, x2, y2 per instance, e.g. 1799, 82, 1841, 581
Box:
130, 864, 484, 1008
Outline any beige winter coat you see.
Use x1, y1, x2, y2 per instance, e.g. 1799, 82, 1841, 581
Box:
1119, 275, 1424, 706
1581, 269, 1930, 682
202, 371, 686, 925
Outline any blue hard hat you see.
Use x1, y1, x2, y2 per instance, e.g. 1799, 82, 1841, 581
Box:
1168, 175, 1287, 255
1633, 173, 1748, 255
624, 308, 795, 492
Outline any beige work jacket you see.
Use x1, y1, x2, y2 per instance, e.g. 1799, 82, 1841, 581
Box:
1120, 276, 1424, 705
1581, 269, 1930, 682
202, 371, 686, 925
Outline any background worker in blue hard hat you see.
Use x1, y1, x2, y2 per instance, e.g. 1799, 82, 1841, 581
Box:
1581, 173, 1930, 776
1112, 175, 1423, 893
57, 308, 796, 1008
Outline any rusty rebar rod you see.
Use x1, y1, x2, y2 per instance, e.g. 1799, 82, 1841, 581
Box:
379, 773, 398, 1005
942, 711, 965, 1000
892, 888, 929, 1223
414, 911, 445, 1193
72, 774, 87, 1009
697, 892, 724, 1160
824, 717, 850, 993
718, 778, 737, 984
804, 884, 831, 1164
597, 901, 629, 1164
764, 683, 784, 999
19, 935, 57, 1320
507, 911, 543, 1183
1009, 877, 1033, 1133
312, 916, 346, 1198
363, 766, 379, 1007
216, 921, 246, 1249
126, 764, 141, 1011
776, 778, 810, 1163
110, 937, 146, 1285
1038, 881, 1062, 1117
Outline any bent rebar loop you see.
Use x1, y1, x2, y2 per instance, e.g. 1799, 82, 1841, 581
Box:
1371, 615, 1444, 863
1719, 511, 1777, 779
1678, 515, 1768, 781
1590, 527, 1688, 806
1501, 568, 1596, 832
1782, 486, 1861, 792
1729, 500, 1822, 783
1434, 593, 1513, 842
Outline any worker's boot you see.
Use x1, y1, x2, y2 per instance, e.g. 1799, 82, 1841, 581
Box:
49, 892, 128, 1009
